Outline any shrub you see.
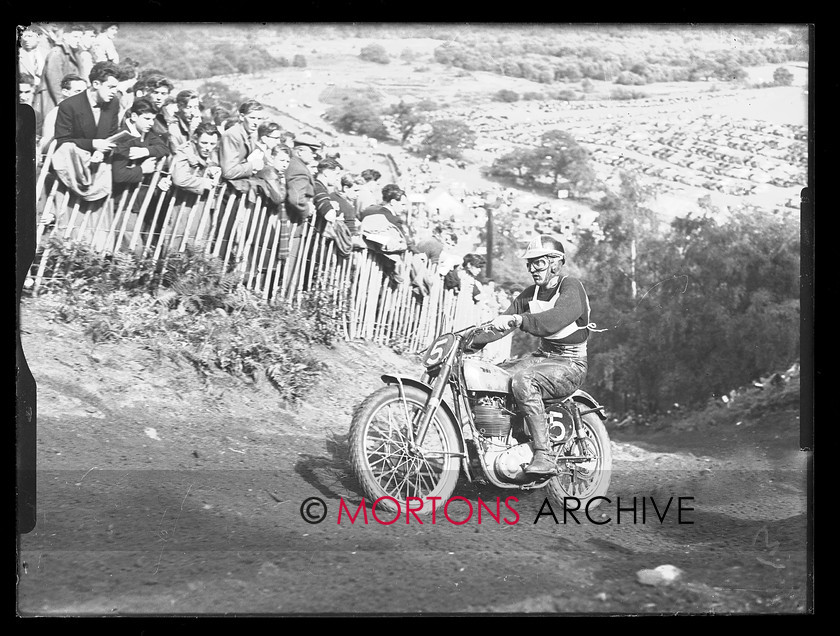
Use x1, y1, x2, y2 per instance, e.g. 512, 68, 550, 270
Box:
773, 66, 794, 86
610, 87, 648, 100
552, 89, 579, 101
493, 89, 519, 103
360, 43, 390, 64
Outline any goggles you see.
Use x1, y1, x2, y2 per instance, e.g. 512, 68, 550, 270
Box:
526, 256, 554, 272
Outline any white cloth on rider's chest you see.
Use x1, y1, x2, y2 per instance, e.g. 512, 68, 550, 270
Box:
511, 278, 588, 341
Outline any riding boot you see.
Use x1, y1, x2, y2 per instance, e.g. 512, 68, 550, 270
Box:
525, 414, 557, 475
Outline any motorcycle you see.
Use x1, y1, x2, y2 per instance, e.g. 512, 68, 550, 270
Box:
349, 323, 613, 515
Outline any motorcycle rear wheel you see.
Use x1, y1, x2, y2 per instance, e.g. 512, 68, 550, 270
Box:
546, 410, 612, 511
349, 385, 461, 516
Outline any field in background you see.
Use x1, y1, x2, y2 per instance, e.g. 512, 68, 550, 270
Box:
161, 25, 809, 239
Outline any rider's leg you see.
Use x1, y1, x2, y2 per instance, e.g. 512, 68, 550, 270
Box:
509, 357, 588, 474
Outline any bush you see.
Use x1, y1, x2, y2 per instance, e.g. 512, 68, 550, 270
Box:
360, 43, 390, 64
552, 89, 579, 101
610, 87, 648, 100
773, 66, 794, 86
493, 89, 519, 102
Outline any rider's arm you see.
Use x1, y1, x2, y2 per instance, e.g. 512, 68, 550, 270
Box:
468, 291, 531, 348
519, 278, 586, 338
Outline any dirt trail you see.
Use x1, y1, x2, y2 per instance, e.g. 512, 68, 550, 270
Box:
16, 298, 809, 614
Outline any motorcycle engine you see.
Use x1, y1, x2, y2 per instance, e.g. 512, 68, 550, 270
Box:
488, 408, 575, 484
471, 394, 513, 438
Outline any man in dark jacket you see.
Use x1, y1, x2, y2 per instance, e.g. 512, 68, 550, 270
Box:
106, 96, 172, 251
280, 134, 322, 292
110, 96, 170, 187
54, 60, 121, 155
313, 157, 343, 233
284, 133, 321, 223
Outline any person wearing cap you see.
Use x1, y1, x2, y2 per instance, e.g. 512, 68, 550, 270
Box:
469, 234, 600, 476
279, 133, 321, 291
284, 133, 321, 223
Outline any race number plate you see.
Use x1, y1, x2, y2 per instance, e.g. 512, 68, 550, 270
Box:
422, 334, 456, 368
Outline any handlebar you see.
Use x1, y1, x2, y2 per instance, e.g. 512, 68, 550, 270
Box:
413, 323, 498, 357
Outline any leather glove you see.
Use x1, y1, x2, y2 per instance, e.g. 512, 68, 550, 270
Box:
490, 314, 519, 332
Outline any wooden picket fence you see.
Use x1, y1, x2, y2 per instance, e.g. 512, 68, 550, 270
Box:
28, 145, 510, 358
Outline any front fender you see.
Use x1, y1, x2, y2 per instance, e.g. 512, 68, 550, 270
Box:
571, 389, 607, 420
380, 374, 468, 456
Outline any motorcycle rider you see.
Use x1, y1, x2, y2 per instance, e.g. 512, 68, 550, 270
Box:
469, 234, 599, 476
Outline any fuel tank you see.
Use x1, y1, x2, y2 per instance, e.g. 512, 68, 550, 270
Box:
462, 358, 511, 393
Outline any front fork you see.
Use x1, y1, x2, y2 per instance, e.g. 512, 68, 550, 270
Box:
412, 358, 455, 447
567, 401, 605, 457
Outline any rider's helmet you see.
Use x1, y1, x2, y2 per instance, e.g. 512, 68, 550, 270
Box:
521, 234, 565, 260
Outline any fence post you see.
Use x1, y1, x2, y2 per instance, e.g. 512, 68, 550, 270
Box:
151, 191, 179, 261
262, 212, 284, 301
35, 179, 63, 249
35, 140, 56, 203
221, 194, 249, 270
243, 197, 266, 289
106, 185, 138, 255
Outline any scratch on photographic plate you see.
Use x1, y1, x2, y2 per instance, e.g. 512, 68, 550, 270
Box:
154, 483, 194, 575
76, 466, 98, 486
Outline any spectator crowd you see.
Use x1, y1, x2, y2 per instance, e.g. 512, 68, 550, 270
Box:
19, 22, 520, 317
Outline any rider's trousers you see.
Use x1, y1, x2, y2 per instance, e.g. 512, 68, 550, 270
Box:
499, 353, 588, 425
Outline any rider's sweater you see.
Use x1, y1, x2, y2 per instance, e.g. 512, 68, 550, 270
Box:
470, 277, 590, 353
506, 277, 589, 349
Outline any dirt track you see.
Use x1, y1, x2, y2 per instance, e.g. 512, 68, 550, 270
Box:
16, 298, 810, 614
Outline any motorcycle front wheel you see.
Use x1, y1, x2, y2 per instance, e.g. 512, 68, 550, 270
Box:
349, 385, 461, 516
546, 409, 613, 511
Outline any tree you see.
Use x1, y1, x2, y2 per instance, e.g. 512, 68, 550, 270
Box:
536, 130, 596, 196
360, 43, 390, 65
576, 191, 800, 413
488, 148, 542, 181
773, 66, 794, 86
325, 98, 389, 140
197, 80, 246, 113
417, 119, 476, 160
386, 99, 437, 145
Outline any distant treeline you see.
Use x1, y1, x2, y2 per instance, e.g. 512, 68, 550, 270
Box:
432, 27, 808, 84
113, 23, 808, 83
117, 24, 306, 80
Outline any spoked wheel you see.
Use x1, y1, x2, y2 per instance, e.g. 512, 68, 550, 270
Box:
546, 409, 612, 511
349, 385, 461, 515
